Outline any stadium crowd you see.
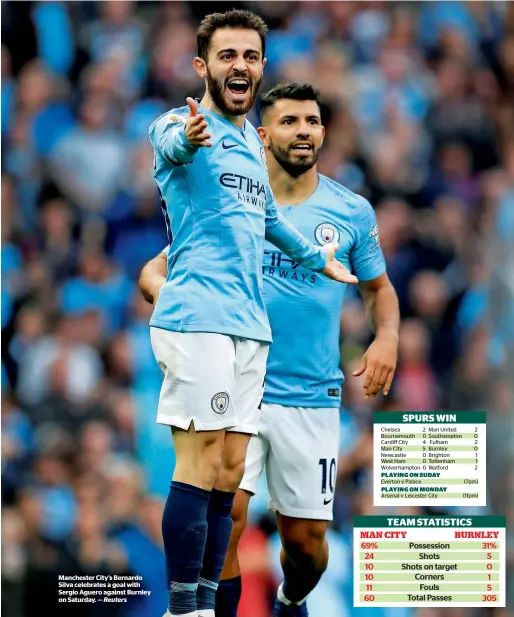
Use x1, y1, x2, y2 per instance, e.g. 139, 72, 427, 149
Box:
2, 2, 513, 616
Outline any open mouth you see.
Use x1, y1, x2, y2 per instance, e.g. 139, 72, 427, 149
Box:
227, 79, 250, 96
291, 142, 313, 154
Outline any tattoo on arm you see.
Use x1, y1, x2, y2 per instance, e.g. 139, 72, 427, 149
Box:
366, 296, 377, 332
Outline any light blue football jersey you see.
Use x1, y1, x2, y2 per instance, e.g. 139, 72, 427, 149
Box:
148, 104, 327, 343
262, 175, 386, 408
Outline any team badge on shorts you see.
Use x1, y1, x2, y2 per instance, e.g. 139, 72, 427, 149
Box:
315, 223, 340, 245
211, 392, 229, 415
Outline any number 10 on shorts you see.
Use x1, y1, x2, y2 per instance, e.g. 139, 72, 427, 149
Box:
319, 458, 336, 505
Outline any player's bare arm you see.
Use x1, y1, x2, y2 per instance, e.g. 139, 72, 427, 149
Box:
139, 251, 167, 305
353, 273, 400, 398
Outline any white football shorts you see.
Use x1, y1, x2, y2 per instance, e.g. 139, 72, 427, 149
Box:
240, 403, 341, 520
150, 328, 268, 434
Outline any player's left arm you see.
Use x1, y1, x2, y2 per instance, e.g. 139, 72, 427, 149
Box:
139, 248, 168, 305
349, 198, 400, 398
355, 273, 400, 397
265, 188, 358, 285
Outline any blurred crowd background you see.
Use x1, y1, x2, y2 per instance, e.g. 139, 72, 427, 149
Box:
1, 1, 513, 616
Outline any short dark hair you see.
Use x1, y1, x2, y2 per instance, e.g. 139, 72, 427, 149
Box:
259, 83, 321, 119
197, 9, 268, 61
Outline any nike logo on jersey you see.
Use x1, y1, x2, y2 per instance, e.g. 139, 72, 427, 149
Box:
324, 497, 333, 505
222, 141, 238, 149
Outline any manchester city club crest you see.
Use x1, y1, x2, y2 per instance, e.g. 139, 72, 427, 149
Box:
315, 223, 340, 245
211, 392, 229, 415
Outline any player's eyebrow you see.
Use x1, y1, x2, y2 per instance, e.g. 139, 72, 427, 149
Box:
216, 48, 261, 57
280, 114, 321, 122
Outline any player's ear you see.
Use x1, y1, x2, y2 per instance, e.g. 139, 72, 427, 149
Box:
257, 126, 268, 146
193, 56, 207, 79
262, 58, 267, 75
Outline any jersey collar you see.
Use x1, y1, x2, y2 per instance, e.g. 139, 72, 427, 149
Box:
197, 100, 247, 135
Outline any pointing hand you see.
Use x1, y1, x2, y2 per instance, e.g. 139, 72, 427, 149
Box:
184, 97, 212, 148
